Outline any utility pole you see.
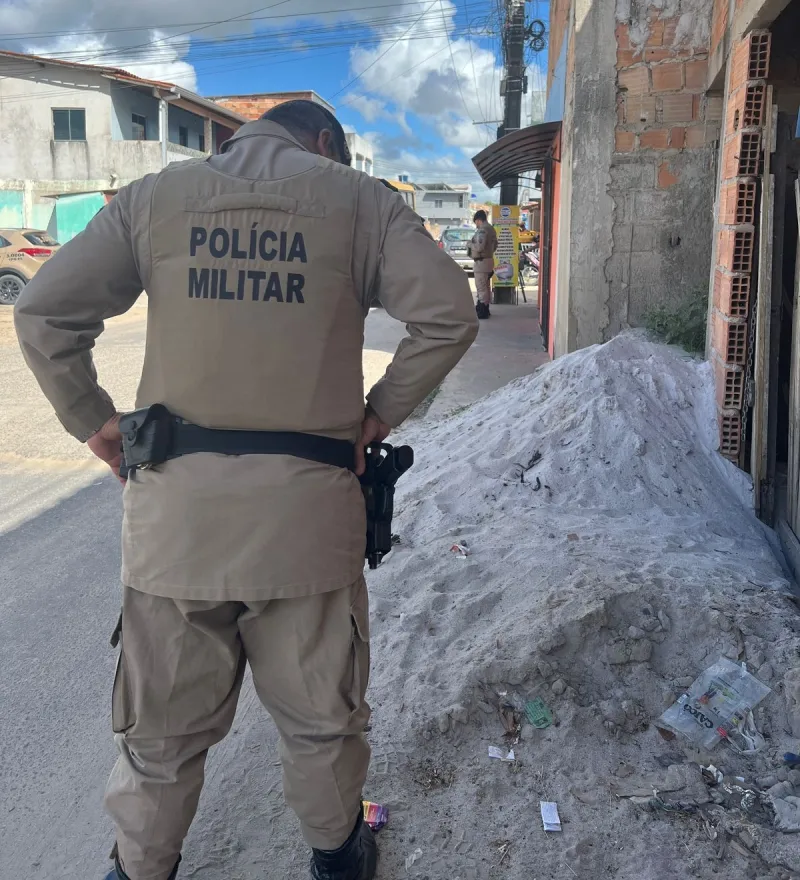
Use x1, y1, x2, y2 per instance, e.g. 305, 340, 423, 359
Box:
498, 0, 527, 205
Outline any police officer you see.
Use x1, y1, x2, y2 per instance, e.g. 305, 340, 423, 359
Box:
469, 209, 498, 320
14, 101, 477, 880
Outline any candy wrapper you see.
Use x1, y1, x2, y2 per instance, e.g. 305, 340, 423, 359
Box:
363, 801, 389, 832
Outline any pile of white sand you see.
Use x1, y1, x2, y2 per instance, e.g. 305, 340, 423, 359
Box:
184, 332, 800, 879
359, 333, 800, 879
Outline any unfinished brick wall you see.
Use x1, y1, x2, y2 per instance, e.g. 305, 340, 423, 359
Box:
709, 31, 772, 461
606, 3, 720, 337
213, 92, 322, 120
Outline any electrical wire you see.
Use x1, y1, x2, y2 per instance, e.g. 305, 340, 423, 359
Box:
438, 0, 473, 122
331, 0, 440, 99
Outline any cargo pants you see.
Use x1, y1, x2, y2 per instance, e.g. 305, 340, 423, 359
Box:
105, 580, 371, 880
474, 271, 493, 306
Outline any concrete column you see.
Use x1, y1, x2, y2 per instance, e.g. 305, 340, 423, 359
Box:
204, 117, 213, 154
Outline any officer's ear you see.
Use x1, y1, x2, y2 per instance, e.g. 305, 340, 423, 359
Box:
316, 129, 351, 166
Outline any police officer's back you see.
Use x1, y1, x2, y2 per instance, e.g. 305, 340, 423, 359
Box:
14, 100, 477, 880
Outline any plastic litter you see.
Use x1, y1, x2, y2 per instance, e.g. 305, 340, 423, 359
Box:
362, 801, 388, 832
657, 658, 771, 750
540, 801, 562, 831
488, 745, 515, 762
450, 542, 470, 558
524, 697, 553, 729
405, 847, 423, 870
784, 752, 800, 769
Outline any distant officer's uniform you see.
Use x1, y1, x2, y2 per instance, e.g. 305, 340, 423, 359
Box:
14, 119, 477, 879
470, 223, 498, 306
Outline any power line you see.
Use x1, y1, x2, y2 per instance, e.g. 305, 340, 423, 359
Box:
462, 0, 485, 126
438, 0, 473, 122
331, 0, 440, 98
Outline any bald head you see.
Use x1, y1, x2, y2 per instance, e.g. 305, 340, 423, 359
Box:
261, 100, 351, 166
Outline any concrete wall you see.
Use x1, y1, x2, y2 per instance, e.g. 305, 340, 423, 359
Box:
608, 0, 719, 333
168, 104, 206, 152
345, 132, 374, 175
110, 84, 160, 141
417, 190, 470, 225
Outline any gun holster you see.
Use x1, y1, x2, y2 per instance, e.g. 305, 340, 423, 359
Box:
360, 443, 414, 569
118, 404, 174, 478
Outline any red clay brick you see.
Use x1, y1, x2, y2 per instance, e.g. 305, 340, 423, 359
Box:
670, 126, 686, 148
660, 93, 694, 123
718, 408, 742, 459
619, 66, 650, 95
713, 270, 751, 319
640, 128, 670, 149
685, 59, 709, 90
646, 20, 665, 46
731, 31, 771, 85
662, 17, 680, 47
725, 82, 767, 135
644, 47, 674, 63
615, 130, 636, 152
624, 95, 657, 124
712, 312, 748, 366
658, 160, 680, 187
713, 356, 745, 410
652, 61, 684, 92
685, 126, 708, 148
717, 227, 755, 274
617, 48, 639, 67
722, 130, 761, 177
616, 23, 631, 50
720, 179, 757, 225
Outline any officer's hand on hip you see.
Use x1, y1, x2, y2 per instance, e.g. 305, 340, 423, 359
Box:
87, 414, 125, 485
355, 410, 391, 476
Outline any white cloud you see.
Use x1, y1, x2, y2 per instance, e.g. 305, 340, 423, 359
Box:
345, 94, 391, 123
343, 0, 503, 159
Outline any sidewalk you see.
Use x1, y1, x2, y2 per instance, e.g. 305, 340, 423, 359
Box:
427, 299, 549, 418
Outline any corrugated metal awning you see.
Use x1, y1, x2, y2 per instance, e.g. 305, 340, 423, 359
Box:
471, 121, 561, 189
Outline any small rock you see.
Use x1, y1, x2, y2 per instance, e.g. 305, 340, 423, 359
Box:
641, 619, 659, 632
627, 626, 647, 640
630, 640, 653, 663
657, 610, 671, 631
788, 769, 800, 787
757, 662, 774, 682
551, 678, 567, 696
477, 700, 495, 715
615, 762, 634, 778
536, 660, 553, 678
607, 642, 629, 665
437, 713, 451, 734
776, 767, 789, 783
739, 830, 755, 850
675, 676, 694, 689
757, 774, 778, 790
600, 700, 626, 727
450, 704, 469, 725
662, 690, 677, 708
539, 631, 566, 654
507, 670, 526, 686
567, 533, 579, 541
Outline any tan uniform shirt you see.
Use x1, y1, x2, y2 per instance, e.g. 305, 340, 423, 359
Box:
470, 223, 498, 274
14, 120, 478, 601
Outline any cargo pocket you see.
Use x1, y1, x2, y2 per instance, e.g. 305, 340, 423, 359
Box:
110, 612, 135, 734
347, 580, 370, 715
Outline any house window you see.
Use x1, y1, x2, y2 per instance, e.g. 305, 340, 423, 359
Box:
434, 199, 443, 209
132, 114, 147, 141
198, 134, 205, 153
179, 126, 189, 147
52, 108, 86, 141
458, 195, 464, 208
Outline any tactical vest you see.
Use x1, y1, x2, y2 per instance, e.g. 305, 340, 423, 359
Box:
137, 158, 364, 441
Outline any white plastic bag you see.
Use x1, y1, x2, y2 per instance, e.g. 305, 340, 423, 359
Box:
658, 658, 771, 750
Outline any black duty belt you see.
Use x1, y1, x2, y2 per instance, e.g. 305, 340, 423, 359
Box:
119, 404, 354, 477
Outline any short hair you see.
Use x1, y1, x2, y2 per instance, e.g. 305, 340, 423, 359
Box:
473, 209, 488, 222
261, 100, 351, 165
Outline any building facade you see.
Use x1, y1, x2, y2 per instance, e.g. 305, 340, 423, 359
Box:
414, 184, 472, 229
345, 132, 374, 176
0, 51, 245, 241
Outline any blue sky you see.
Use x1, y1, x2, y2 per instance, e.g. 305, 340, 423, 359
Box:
0, 0, 549, 195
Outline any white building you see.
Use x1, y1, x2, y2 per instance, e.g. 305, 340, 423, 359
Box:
345, 132, 374, 176
413, 183, 472, 228
0, 50, 246, 241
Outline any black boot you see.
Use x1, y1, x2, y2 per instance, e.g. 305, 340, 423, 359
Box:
476, 301, 490, 319
104, 854, 181, 880
310, 813, 377, 880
